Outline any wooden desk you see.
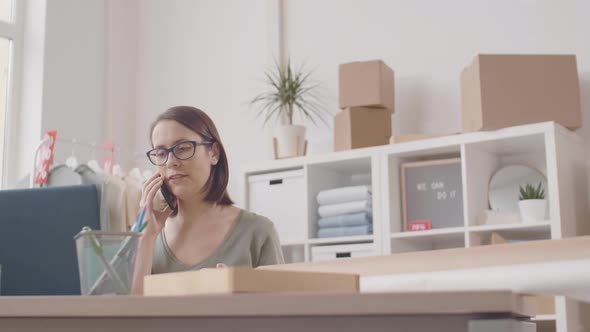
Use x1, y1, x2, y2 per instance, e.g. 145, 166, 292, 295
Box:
258, 236, 590, 331
0, 291, 534, 332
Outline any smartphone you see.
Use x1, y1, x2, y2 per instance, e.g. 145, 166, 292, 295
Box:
160, 181, 178, 211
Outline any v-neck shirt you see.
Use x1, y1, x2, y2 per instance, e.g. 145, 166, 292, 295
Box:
152, 209, 284, 273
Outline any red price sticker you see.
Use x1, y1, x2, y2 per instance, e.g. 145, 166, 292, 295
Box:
408, 220, 432, 231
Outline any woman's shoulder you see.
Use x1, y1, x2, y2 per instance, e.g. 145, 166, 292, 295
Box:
238, 209, 277, 236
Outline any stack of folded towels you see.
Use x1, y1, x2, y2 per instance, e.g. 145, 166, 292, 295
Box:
316, 185, 373, 238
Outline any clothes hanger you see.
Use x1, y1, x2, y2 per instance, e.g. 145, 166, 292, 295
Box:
65, 139, 79, 170
87, 143, 103, 174
113, 164, 125, 177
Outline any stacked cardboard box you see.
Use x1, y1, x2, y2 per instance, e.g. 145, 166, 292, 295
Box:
461, 54, 582, 132
335, 60, 394, 151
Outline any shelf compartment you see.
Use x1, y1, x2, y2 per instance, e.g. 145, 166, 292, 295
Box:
390, 228, 465, 253
462, 133, 549, 228
307, 157, 374, 240
468, 222, 551, 246
385, 145, 462, 235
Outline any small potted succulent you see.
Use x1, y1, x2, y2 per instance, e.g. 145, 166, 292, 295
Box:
249, 60, 328, 159
518, 182, 547, 223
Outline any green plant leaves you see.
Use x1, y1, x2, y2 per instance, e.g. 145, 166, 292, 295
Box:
249, 60, 329, 126
519, 182, 546, 200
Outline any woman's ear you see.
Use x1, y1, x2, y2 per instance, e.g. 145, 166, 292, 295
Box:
209, 142, 220, 165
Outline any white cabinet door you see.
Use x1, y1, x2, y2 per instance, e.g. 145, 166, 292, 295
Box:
248, 170, 306, 243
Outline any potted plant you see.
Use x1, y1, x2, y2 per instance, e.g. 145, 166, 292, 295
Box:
250, 60, 328, 159
518, 182, 548, 223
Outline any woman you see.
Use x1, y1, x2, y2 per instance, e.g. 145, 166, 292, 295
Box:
132, 106, 284, 294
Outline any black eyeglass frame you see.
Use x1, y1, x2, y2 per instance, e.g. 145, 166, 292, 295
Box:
146, 140, 214, 166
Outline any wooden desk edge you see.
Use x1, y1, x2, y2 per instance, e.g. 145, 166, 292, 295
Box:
0, 291, 534, 318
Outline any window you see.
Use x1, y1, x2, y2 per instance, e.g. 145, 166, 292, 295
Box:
0, 38, 9, 182
0, 0, 18, 188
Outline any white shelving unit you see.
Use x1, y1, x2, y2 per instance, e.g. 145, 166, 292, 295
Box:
241, 122, 589, 332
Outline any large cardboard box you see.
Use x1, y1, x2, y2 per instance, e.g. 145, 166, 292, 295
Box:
339, 59, 394, 111
461, 54, 581, 132
144, 267, 359, 296
334, 107, 392, 151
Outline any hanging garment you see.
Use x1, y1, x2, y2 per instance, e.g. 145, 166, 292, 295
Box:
123, 175, 143, 230
75, 164, 109, 231
102, 174, 128, 232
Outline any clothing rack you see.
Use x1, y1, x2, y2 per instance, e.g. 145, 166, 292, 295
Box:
31, 136, 145, 188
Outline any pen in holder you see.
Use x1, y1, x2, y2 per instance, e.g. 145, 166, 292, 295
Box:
74, 228, 142, 295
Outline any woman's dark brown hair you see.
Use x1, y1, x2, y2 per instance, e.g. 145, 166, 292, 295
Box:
149, 106, 233, 206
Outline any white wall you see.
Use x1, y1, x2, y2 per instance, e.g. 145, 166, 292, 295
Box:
10, 0, 589, 199
104, 0, 140, 169
134, 0, 276, 204
284, 0, 590, 141
7, 0, 111, 187
130, 0, 590, 205
41, 0, 106, 165
6, 0, 115, 187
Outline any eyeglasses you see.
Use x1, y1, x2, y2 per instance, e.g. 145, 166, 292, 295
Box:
146, 140, 213, 166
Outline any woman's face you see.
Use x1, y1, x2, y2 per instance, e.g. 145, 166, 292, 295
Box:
151, 120, 218, 200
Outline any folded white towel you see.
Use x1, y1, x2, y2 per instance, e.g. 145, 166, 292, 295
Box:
318, 200, 372, 218
317, 185, 372, 205
317, 225, 373, 238
318, 212, 372, 228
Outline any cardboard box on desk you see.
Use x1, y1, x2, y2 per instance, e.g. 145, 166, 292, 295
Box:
339, 59, 394, 111
144, 267, 359, 296
461, 54, 581, 132
334, 107, 392, 151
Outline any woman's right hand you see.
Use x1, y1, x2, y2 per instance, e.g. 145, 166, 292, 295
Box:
140, 173, 173, 238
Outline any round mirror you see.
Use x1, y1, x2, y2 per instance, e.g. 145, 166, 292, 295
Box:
488, 165, 547, 212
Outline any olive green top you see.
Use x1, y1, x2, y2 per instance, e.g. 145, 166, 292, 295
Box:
152, 209, 284, 274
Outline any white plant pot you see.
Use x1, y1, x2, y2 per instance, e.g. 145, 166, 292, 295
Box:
518, 199, 548, 223
272, 125, 307, 159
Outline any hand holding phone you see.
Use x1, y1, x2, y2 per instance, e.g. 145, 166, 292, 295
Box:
160, 181, 178, 211
140, 173, 176, 237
